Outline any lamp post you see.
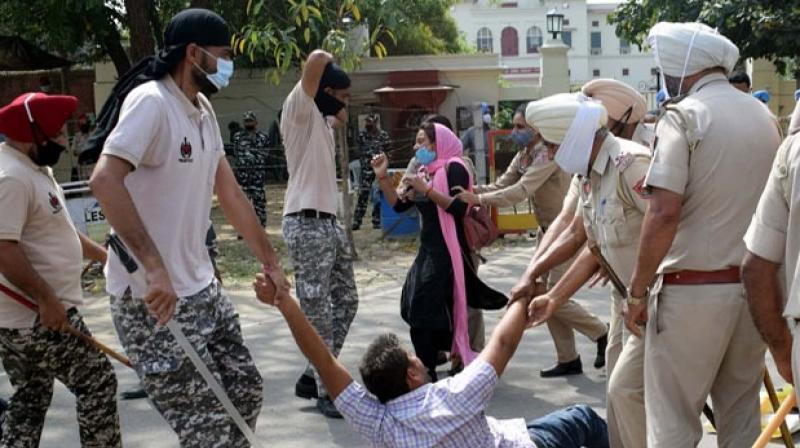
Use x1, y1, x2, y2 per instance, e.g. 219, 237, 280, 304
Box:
539, 8, 570, 96
546, 9, 564, 40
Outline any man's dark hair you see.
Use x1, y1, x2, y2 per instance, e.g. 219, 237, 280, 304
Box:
728, 71, 751, 88
421, 114, 453, 131
359, 333, 411, 403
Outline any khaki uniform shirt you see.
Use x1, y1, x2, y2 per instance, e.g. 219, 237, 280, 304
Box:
644, 73, 782, 273
563, 175, 582, 215
475, 145, 570, 228
0, 143, 83, 328
744, 132, 800, 317
580, 135, 651, 281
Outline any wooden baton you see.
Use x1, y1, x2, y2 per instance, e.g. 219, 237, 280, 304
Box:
0, 282, 133, 369
753, 391, 797, 448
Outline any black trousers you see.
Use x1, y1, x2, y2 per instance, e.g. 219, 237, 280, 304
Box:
410, 328, 453, 382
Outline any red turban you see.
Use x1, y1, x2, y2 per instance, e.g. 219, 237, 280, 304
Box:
0, 92, 78, 143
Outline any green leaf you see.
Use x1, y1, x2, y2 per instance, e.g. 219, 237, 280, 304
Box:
304, 27, 310, 43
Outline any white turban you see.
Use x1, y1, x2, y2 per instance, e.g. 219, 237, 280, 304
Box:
581, 79, 647, 123
525, 93, 608, 145
526, 93, 608, 175
647, 22, 739, 79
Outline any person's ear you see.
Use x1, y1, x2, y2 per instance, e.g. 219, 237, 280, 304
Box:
406, 366, 421, 388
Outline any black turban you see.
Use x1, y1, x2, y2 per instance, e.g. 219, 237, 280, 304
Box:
315, 62, 351, 116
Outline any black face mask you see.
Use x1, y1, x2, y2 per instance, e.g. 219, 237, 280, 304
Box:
31, 140, 66, 167
314, 91, 346, 117
244, 124, 256, 131
79, 124, 90, 134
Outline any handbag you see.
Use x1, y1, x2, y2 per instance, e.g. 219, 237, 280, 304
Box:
463, 205, 499, 252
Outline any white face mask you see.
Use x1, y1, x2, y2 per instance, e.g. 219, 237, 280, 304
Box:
554, 100, 604, 175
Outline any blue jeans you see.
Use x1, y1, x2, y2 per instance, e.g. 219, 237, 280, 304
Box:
528, 404, 609, 448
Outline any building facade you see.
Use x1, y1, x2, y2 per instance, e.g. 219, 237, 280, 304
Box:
452, 0, 659, 96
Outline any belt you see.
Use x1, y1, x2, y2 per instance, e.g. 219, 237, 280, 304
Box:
662, 267, 740, 285
287, 209, 336, 220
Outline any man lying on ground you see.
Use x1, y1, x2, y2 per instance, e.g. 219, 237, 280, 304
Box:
254, 271, 609, 448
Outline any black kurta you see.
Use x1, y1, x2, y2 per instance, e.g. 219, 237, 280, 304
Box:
395, 163, 506, 332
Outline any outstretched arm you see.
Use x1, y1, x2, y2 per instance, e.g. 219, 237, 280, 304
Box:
254, 272, 353, 400
301, 50, 333, 98
478, 296, 533, 377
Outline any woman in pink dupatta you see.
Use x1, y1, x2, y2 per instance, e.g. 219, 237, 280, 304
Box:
371, 122, 506, 381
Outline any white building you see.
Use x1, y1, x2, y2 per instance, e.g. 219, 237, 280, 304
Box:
451, 0, 659, 99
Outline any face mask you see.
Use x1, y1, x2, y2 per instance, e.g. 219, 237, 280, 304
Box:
245, 125, 256, 131
508, 129, 534, 148
79, 124, 90, 134
194, 47, 234, 91
31, 139, 66, 167
314, 91, 346, 117
482, 113, 492, 125
415, 146, 437, 166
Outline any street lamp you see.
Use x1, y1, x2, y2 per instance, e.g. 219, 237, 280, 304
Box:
546, 9, 564, 40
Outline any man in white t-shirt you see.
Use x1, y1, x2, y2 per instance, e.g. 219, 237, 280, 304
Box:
280, 50, 359, 419
0, 93, 121, 446
90, 9, 287, 447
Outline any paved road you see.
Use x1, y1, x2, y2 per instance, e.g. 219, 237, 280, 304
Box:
0, 244, 790, 447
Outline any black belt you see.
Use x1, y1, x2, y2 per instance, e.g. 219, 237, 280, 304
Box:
287, 209, 336, 220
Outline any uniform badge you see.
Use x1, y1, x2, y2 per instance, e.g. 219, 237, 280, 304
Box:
48, 192, 62, 214
179, 137, 193, 163
633, 176, 650, 198
614, 152, 634, 171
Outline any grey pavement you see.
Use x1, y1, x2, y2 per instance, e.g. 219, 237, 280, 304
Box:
0, 243, 791, 447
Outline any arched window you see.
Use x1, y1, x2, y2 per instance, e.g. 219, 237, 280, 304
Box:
476, 27, 493, 53
526, 26, 543, 53
501, 27, 518, 56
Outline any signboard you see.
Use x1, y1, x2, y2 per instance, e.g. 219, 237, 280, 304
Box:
62, 182, 110, 243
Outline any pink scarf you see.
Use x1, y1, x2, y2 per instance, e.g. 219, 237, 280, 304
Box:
425, 124, 477, 365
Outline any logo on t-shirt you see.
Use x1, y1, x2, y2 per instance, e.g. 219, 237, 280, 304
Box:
48, 192, 62, 214
179, 137, 193, 163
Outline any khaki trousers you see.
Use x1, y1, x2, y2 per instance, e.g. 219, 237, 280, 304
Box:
606, 292, 646, 448
545, 261, 608, 363
645, 282, 765, 448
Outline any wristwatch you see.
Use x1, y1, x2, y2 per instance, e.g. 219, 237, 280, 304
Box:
626, 286, 648, 306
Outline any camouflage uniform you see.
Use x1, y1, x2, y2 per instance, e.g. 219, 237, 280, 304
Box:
0, 308, 121, 448
233, 129, 270, 227
282, 216, 359, 397
110, 279, 262, 447
352, 128, 390, 229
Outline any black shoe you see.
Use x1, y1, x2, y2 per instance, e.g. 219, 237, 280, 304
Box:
372, 222, 382, 229
594, 330, 608, 369
540, 357, 583, 378
121, 388, 148, 400
351, 223, 361, 231
436, 351, 449, 366
295, 373, 318, 399
316, 396, 343, 419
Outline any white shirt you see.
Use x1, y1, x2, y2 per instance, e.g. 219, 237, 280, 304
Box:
280, 82, 338, 216
102, 76, 223, 298
0, 144, 83, 328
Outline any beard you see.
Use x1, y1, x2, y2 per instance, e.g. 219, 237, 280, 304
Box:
192, 55, 218, 97
664, 75, 685, 98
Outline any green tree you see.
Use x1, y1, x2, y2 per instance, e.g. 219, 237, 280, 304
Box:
608, 0, 800, 79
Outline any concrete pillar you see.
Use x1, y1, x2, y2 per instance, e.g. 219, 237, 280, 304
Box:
539, 38, 570, 97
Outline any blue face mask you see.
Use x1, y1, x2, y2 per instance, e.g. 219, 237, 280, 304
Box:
415, 146, 437, 165
508, 128, 534, 148
196, 47, 234, 90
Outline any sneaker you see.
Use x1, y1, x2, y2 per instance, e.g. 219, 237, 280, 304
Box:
295, 373, 318, 399
540, 357, 583, 378
371, 222, 382, 230
316, 396, 343, 419
351, 223, 361, 231
594, 329, 608, 369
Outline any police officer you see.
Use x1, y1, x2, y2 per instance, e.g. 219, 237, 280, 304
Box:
352, 112, 390, 230
234, 111, 270, 228
522, 92, 651, 448
0, 92, 121, 447
626, 22, 781, 447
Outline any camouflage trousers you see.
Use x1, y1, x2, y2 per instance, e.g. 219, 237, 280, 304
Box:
242, 185, 267, 228
0, 308, 121, 448
283, 216, 359, 397
352, 160, 380, 227
111, 280, 263, 447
